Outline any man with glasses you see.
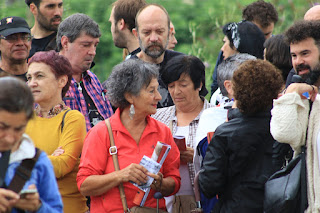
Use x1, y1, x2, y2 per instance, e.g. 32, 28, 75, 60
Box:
0, 16, 32, 81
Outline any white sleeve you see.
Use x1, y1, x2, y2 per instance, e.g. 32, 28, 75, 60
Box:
270, 92, 309, 153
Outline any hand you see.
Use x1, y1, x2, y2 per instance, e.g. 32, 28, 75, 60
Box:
148, 172, 163, 192
286, 83, 318, 102
0, 188, 19, 213
51, 146, 64, 156
118, 163, 148, 185
14, 184, 41, 212
180, 147, 194, 164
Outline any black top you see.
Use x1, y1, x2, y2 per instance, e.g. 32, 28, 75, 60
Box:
0, 150, 10, 188
78, 78, 104, 127
0, 68, 27, 81
199, 108, 281, 213
131, 50, 184, 108
29, 32, 57, 59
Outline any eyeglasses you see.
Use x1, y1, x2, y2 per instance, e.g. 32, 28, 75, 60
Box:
0, 34, 33, 43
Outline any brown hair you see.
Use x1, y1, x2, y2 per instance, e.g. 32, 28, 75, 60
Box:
232, 59, 283, 115
242, 0, 278, 28
113, 0, 146, 31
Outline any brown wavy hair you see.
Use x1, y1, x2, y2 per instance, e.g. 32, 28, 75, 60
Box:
232, 59, 283, 115
242, 0, 278, 28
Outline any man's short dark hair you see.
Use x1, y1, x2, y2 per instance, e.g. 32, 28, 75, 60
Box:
242, 0, 278, 28
113, 0, 146, 31
285, 20, 320, 49
25, 0, 41, 7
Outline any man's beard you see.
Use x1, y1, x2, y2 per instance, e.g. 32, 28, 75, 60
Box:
305, 63, 320, 85
139, 39, 167, 59
296, 63, 312, 81
37, 10, 61, 32
113, 28, 126, 49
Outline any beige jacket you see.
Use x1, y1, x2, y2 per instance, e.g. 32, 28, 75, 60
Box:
270, 92, 320, 212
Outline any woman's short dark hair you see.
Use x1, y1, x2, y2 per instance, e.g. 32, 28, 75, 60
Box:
106, 59, 159, 109
232, 59, 283, 115
162, 55, 208, 96
223, 20, 265, 59
28, 50, 72, 98
264, 34, 292, 82
0, 76, 34, 120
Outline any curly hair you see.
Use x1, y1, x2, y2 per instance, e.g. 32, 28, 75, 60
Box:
106, 59, 159, 109
232, 59, 283, 115
284, 20, 320, 49
242, 0, 278, 28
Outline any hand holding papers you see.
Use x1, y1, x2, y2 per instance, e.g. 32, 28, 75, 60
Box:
132, 141, 171, 206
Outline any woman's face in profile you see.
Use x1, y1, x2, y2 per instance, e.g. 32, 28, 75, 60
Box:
221, 36, 238, 60
27, 62, 64, 105
167, 73, 200, 109
130, 78, 162, 116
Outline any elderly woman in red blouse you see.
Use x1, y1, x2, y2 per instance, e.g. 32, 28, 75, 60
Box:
77, 59, 181, 213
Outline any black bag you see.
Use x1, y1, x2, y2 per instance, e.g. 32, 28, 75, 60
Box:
264, 100, 313, 213
263, 146, 308, 213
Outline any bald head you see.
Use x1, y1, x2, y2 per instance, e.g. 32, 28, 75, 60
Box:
304, 5, 320, 20
135, 4, 170, 32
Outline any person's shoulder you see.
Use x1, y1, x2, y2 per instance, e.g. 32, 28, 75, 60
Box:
87, 119, 108, 135
85, 70, 99, 79
64, 109, 85, 121
149, 116, 171, 131
36, 149, 52, 166
152, 106, 174, 119
164, 50, 184, 59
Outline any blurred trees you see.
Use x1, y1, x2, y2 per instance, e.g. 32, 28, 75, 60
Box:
0, 0, 312, 95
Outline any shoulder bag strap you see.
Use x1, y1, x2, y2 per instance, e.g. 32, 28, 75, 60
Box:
0, 150, 11, 188
7, 148, 42, 193
105, 119, 130, 212
300, 100, 313, 212
61, 109, 71, 132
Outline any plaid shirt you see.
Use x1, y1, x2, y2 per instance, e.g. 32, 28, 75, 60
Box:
64, 70, 113, 131
152, 98, 213, 189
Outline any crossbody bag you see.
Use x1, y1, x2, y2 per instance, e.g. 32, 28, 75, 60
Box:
105, 119, 167, 213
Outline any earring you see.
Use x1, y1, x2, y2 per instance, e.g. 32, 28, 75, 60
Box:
129, 104, 135, 119
199, 88, 202, 91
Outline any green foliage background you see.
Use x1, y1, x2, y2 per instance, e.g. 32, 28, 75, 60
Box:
0, 0, 315, 95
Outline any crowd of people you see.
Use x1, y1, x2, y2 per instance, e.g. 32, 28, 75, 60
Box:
1, 0, 320, 212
